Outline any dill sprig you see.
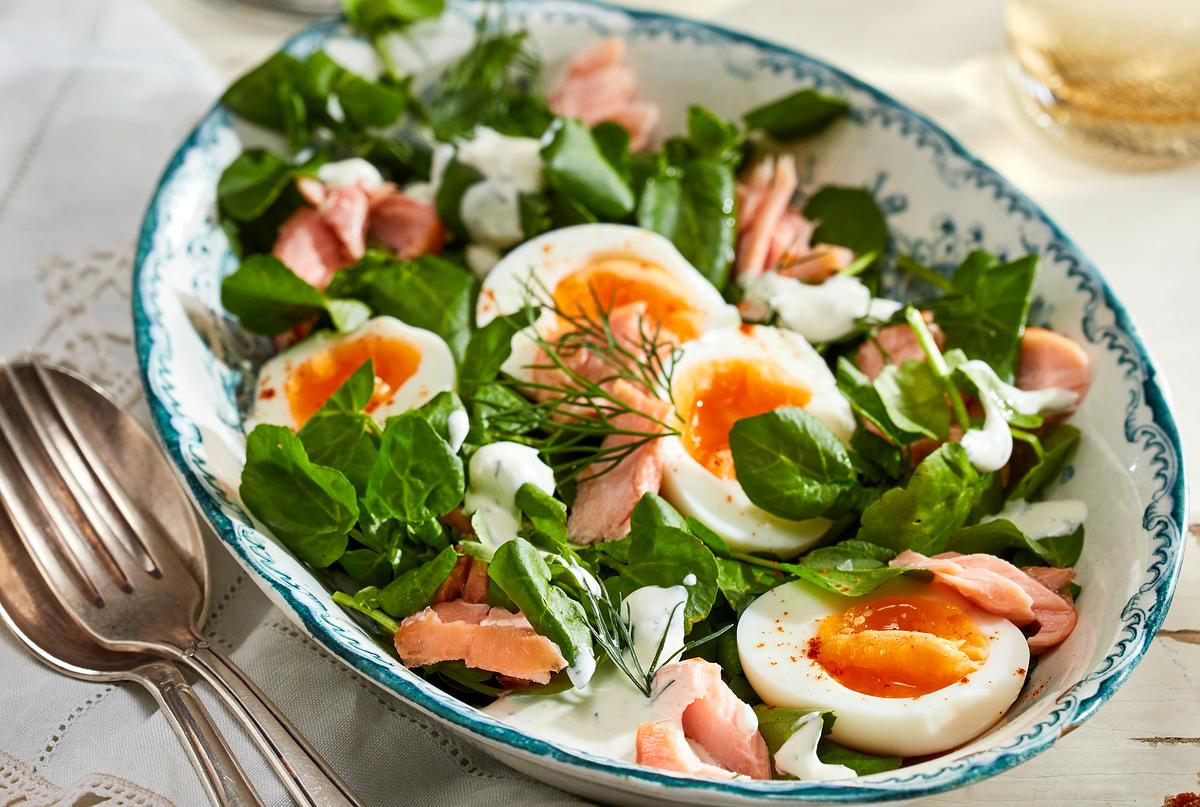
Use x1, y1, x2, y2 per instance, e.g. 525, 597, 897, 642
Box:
572, 579, 731, 698
487, 280, 683, 482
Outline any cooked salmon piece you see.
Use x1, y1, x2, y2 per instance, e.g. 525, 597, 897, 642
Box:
432, 555, 471, 604
775, 243, 853, 283
635, 659, 771, 779
394, 601, 567, 683
734, 155, 798, 283
854, 313, 943, 380
368, 192, 446, 259
1017, 327, 1092, 407
890, 550, 1078, 652
550, 38, 660, 150
296, 175, 326, 207
762, 210, 815, 276
463, 557, 491, 604
568, 410, 668, 543
272, 207, 352, 290
735, 159, 774, 234
318, 184, 371, 261
1022, 565, 1076, 594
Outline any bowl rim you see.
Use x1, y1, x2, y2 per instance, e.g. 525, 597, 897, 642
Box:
132, 1, 1188, 801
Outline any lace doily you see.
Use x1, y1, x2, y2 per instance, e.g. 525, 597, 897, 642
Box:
0, 752, 173, 807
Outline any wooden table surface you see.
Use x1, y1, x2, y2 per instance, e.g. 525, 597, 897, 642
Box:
147, 1, 1200, 804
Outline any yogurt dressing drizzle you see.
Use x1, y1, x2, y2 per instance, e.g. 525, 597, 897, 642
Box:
773, 712, 857, 781
985, 498, 1088, 539
463, 441, 555, 544
317, 158, 384, 189
742, 272, 901, 344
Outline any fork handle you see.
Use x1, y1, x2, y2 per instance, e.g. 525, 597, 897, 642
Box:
182, 641, 363, 807
137, 661, 265, 807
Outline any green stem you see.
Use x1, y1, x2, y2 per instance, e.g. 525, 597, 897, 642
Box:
332, 591, 400, 634
905, 306, 972, 430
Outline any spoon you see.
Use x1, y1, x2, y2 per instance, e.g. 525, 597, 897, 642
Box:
0, 361, 361, 807
0, 498, 263, 806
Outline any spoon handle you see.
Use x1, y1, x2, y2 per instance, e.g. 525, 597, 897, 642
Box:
183, 641, 363, 807
138, 661, 265, 807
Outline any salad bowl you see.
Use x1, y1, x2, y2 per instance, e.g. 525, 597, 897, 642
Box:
132, 1, 1186, 802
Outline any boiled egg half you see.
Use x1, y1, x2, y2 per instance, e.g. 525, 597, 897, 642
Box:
659, 324, 854, 557
476, 223, 739, 380
249, 316, 456, 431
737, 578, 1029, 758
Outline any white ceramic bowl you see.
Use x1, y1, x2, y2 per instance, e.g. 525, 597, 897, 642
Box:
132, 2, 1186, 802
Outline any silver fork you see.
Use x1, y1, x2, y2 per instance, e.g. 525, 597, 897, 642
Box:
0, 360, 362, 807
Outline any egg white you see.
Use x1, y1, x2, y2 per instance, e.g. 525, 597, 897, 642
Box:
659, 325, 855, 557
476, 222, 738, 332
737, 578, 1030, 757
249, 316, 456, 431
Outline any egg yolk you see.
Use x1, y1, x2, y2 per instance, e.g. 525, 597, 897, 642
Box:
810, 596, 989, 698
552, 256, 704, 342
285, 334, 421, 427
673, 358, 812, 479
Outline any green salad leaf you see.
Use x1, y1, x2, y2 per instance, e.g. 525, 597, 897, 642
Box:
365, 406, 465, 524
744, 88, 850, 141
638, 158, 736, 289
1008, 423, 1081, 501
729, 407, 866, 520
542, 118, 636, 221
344, 0, 445, 36
297, 362, 381, 494
487, 538, 592, 668
835, 357, 924, 447
930, 251, 1037, 382
217, 149, 298, 222
221, 255, 327, 335
515, 483, 570, 548
326, 253, 476, 360
792, 540, 910, 596
460, 313, 522, 395
624, 496, 719, 626
857, 443, 990, 555
802, 186, 889, 260
240, 425, 358, 567
949, 519, 1084, 568
377, 545, 459, 617
752, 705, 901, 777
873, 360, 951, 441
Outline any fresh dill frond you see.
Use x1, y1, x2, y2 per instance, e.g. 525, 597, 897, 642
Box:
486, 279, 684, 482
573, 581, 731, 698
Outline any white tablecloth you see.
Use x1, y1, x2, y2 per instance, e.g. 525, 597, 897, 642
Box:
1, 1, 1197, 805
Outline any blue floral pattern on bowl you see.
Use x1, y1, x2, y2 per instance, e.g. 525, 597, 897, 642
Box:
132, 2, 1186, 802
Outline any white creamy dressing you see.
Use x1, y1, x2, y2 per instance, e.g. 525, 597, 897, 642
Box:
323, 37, 385, 81
483, 585, 694, 760
682, 573, 697, 586
772, 712, 857, 782
741, 272, 901, 343
446, 407, 469, 453
456, 127, 544, 250
317, 158, 384, 189
463, 441, 555, 545
960, 360, 1077, 472
465, 243, 503, 278
985, 498, 1088, 539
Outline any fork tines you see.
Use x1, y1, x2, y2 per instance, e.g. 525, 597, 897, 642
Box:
0, 359, 161, 606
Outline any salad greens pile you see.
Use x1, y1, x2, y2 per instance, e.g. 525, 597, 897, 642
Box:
214, 0, 1087, 780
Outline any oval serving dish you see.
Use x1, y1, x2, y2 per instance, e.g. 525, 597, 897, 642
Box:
133, 1, 1186, 802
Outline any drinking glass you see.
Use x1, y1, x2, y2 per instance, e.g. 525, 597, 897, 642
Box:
1006, 0, 1200, 168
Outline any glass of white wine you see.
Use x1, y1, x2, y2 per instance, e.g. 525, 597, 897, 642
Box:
1006, 0, 1200, 168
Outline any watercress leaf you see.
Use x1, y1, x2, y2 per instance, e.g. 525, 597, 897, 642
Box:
365, 411, 464, 523
1008, 424, 1081, 501
630, 493, 689, 532
217, 149, 294, 222
592, 121, 632, 180
729, 407, 865, 520
627, 526, 718, 626
222, 52, 306, 131
336, 72, 410, 130
518, 191, 553, 240
802, 186, 889, 259
357, 134, 432, 182
410, 390, 465, 445
460, 313, 521, 395
468, 382, 542, 444
344, 0, 444, 34
950, 519, 1084, 568
240, 425, 357, 567
715, 558, 782, 612
686, 105, 742, 163
637, 159, 736, 289
931, 252, 1038, 382
743, 88, 850, 141
434, 158, 486, 239
487, 537, 592, 666
298, 412, 380, 495
835, 357, 921, 446
542, 118, 635, 220
326, 253, 476, 360
817, 741, 902, 776
220, 255, 327, 335
515, 483, 569, 547
339, 548, 392, 588
874, 360, 950, 440
376, 545, 457, 617
686, 516, 731, 556
857, 442, 990, 555
849, 426, 903, 481
318, 358, 377, 415
792, 542, 910, 597
716, 628, 759, 703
